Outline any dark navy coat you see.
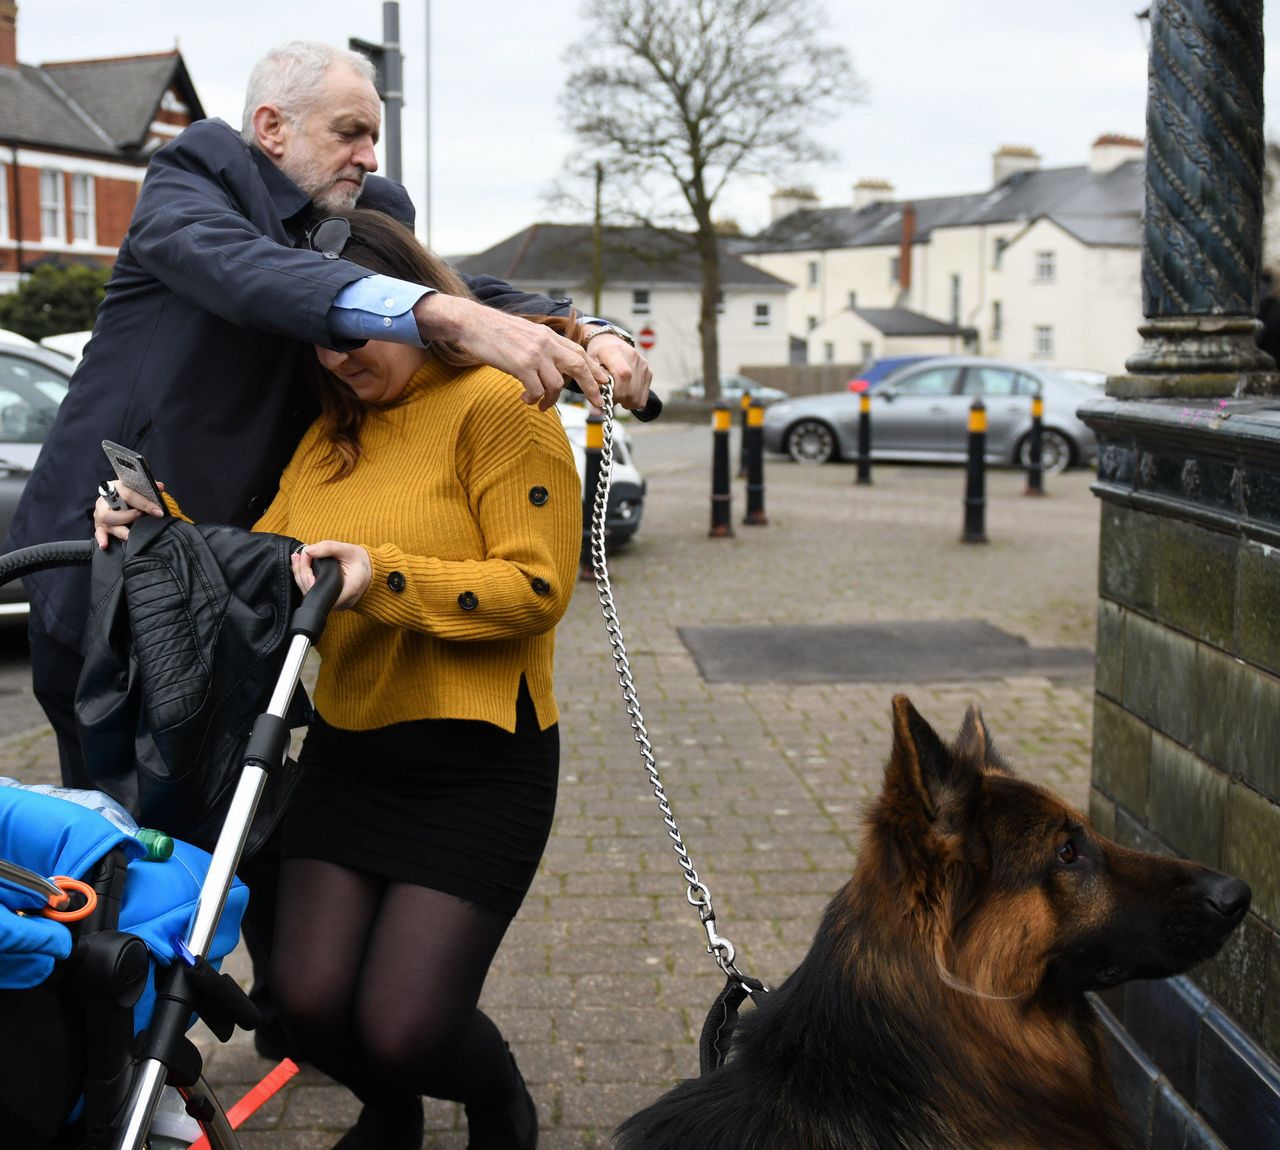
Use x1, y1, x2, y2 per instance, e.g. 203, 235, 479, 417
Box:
7, 118, 569, 651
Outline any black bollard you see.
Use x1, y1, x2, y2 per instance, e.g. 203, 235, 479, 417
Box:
1024, 392, 1045, 496
855, 391, 873, 486
579, 407, 604, 580
737, 391, 752, 478
710, 402, 735, 537
743, 399, 768, 526
961, 397, 988, 544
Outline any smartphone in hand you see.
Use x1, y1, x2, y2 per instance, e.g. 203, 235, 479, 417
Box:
101, 440, 168, 513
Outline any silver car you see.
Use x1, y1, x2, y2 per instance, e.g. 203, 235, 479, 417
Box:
762, 357, 1103, 472
0, 338, 74, 617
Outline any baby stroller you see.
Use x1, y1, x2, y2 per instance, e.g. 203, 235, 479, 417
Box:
0, 526, 342, 1150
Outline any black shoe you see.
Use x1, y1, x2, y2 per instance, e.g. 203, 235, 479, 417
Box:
466, 1046, 537, 1149
331, 1097, 424, 1150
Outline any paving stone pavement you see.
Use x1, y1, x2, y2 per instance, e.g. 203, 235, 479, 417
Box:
0, 424, 1102, 1147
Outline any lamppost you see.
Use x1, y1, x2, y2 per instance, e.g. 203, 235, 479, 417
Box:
350, 2, 404, 184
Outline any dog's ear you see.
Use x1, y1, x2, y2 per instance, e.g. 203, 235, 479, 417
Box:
887, 695, 953, 821
953, 704, 1012, 775
887, 696, 988, 826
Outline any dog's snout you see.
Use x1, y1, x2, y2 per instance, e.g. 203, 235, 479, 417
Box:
1204, 875, 1251, 922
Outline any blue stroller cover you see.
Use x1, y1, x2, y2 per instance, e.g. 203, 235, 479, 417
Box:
0, 787, 247, 1003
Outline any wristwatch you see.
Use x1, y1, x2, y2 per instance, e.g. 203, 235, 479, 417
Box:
583, 322, 636, 349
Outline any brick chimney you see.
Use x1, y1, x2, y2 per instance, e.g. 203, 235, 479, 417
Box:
898, 203, 916, 294
0, 2, 16, 68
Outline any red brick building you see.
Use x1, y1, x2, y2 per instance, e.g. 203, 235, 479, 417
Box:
0, 1, 205, 289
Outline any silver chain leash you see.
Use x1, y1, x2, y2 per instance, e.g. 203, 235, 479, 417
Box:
587, 379, 755, 986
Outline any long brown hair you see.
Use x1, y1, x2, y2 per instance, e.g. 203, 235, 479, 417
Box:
309, 208, 584, 477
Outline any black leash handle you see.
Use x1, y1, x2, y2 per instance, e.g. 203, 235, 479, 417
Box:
698, 973, 768, 1075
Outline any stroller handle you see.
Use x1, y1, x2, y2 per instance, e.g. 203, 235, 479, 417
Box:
289, 556, 342, 642
0, 540, 94, 588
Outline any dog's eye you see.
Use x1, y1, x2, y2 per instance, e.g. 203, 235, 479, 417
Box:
1057, 840, 1077, 865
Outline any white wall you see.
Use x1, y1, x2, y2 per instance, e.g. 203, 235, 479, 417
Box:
993, 219, 1141, 374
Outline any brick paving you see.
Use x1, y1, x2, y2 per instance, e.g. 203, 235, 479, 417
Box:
0, 425, 1102, 1147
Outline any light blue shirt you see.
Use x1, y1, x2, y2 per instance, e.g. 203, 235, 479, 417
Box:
327, 274, 607, 346
328, 274, 431, 346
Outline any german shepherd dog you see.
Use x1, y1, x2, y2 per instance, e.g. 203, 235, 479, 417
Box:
615, 696, 1251, 1150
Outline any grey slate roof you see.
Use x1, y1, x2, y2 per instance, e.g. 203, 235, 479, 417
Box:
743, 159, 1144, 254
455, 223, 792, 290
851, 307, 974, 337
0, 52, 203, 158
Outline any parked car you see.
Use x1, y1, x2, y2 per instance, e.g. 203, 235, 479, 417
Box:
556, 402, 647, 545
762, 357, 1102, 473
846, 354, 938, 392
0, 337, 75, 617
40, 329, 93, 362
674, 375, 789, 405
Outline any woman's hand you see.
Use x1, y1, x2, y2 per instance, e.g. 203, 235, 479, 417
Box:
291, 540, 372, 610
93, 481, 164, 549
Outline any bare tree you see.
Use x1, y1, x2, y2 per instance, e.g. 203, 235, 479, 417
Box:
561, 0, 863, 399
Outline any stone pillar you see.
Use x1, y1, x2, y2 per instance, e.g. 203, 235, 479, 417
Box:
1114, 0, 1278, 396
1080, 2, 1280, 1145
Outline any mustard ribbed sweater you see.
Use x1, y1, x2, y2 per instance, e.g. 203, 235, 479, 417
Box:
252, 359, 581, 733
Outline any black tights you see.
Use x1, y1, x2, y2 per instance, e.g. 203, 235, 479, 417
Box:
270, 858, 519, 1110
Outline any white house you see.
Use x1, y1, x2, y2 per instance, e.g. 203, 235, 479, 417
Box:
453, 223, 792, 391
740, 136, 1146, 375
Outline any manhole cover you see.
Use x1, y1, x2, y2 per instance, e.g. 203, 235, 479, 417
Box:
677, 620, 1093, 683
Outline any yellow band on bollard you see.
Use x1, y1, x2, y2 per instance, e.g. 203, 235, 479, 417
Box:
747, 406, 765, 428
586, 420, 604, 449
1031, 396, 1044, 418
860, 394, 871, 414
713, 408, 732, 431
968, 408, 988, 433
740, 393, 752, 410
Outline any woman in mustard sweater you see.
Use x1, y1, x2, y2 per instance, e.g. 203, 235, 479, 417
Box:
95, 209, 579, 1149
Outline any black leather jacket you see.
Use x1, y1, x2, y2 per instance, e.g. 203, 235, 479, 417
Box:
75, 514, 307, 855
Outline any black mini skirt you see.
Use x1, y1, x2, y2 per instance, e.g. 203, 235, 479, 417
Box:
281, 683, 559, 917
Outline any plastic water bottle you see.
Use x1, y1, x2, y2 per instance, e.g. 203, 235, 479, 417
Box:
0, 778, 174, 861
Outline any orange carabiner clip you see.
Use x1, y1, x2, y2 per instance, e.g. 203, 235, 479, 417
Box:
40, 876, 97, 923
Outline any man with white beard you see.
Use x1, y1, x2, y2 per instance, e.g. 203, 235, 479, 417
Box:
11, 40, 650, 789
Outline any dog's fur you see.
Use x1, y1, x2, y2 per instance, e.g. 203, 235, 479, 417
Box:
615, 696, 1251, 1150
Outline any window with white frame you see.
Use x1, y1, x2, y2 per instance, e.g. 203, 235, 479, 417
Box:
991, 300, 1003, 341
40, 169, 66, 243
949, 273, 961, 323
823, 341, 835, 364
71, 174, 96, 244
1034, 324, 1055, 357
1035, 250, 1056, 282
0, 163, 8, 241
806, 259, 819, 288
860, 341, 874, 365
753, 302, 771, 327
806, 315, 818, 332
993, 238, 1008, 269
889, 255, 900, 283
631, 289, 650, 314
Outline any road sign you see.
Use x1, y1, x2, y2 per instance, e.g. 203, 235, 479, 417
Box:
637, 326, 656, 350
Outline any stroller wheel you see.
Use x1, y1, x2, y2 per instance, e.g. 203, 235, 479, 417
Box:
152, 1075, 238, 1149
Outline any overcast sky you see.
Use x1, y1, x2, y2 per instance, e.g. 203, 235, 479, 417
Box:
16, 2, 1280, 257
